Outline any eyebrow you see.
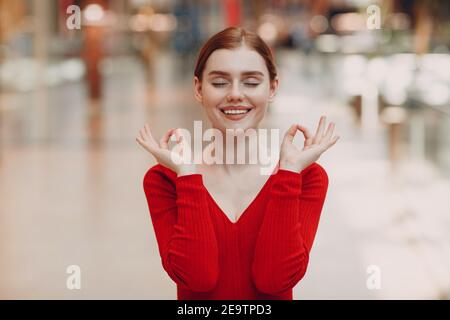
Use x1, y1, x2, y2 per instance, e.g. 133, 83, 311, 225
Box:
207, 70, 264, 77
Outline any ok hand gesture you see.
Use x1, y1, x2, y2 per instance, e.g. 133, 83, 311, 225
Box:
279, 116, 339, 172
136, 124, 196, 176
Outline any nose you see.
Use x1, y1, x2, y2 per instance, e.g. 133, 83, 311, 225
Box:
227, 81, 244, 102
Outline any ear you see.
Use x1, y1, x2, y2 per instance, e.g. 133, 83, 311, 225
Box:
193, 76, 203, 103
269, 76, 279, 102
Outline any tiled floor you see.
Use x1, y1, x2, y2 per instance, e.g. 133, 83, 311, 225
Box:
1, 51, 449, 299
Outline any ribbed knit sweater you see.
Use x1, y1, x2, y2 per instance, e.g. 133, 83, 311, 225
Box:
143, 162, 328, 300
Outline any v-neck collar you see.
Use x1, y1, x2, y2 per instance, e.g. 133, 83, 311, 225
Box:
204, 173, 276, 225
161, 162, 280, 225
203, 164, 279, 225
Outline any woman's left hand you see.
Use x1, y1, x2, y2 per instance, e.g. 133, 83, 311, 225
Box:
279, 115, 339, 173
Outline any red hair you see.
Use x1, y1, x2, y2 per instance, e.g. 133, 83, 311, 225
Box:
194, 27, 277, 82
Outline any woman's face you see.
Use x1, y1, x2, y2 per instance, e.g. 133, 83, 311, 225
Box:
194, 44, 278, 133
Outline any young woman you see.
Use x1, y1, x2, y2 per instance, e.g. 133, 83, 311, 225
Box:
136, 27, 339, 300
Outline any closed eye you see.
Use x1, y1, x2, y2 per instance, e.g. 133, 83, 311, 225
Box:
212, 82, 260, 87
212, 83, 228, 87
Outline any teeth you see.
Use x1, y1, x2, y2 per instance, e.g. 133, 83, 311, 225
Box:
223, 109, 250, 115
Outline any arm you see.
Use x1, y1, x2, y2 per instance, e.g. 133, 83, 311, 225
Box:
251, 163, 328, 295
143, 165, 219, 292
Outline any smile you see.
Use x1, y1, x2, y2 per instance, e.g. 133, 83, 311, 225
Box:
221, 109, 251, 115
219, 106, 253, 119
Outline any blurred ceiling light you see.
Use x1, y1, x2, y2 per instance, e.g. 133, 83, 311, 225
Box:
344, 78, 364, 96
60, 59, 86, 81
331, 13, 366, 32
0, 59, 86, 91
257, 22, 278, 43
415, 72, 434, 91
383, 87, 407, 105
422, 83, 449, 106
380, 106, 407, 124
390, 54, 417, 72
149, 14, 177, 32
367, 57, 387, 85
45, 65, 62, 86
315, 34, 339, 53
342, 54, 367, 77
129, 14, 149, 32
382, 63, 412, 106
84, 4, 104, 22
340, 55, 367, 95
310, 15, 328, 33
340, 33, 377, 53
421, 54, 450, 81
13, 59, 37, 92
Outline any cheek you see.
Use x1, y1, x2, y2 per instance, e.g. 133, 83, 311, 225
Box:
246, 86, 271, 107
201, 87, 224, 107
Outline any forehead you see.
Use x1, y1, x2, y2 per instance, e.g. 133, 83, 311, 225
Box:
204, 45, 268, 76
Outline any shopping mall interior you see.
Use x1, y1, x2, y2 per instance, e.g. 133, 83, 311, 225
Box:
1, 0, 450, 299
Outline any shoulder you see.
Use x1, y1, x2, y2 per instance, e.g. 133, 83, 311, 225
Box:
143, 164, 177, 189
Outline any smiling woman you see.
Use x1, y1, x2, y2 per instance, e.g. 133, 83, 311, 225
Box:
136, 27, 340, 300
192, 28, 278, 133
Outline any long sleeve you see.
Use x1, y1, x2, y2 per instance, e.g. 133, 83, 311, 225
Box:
143, 165, 219, 292
251, 163, 329, 296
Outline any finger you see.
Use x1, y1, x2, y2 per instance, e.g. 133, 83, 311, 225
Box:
283, 124, 298, 144
136, 135, 154, 152
322, 122, 335, 143
139, 129, 146, 141
177, 130, 190, 154
141, 124, 151, 141
160, 128, 176, 149
297, 124, 313, 148
313, 115, 326, 144
331, 134, 340, 145
325, 134, 340, 149
174, 128, 182, 143
141, 126, 158, 149
168, 129, 180, 146
173, 129, 184, 156
143, 124, 152, 139
137, 132, 152, 151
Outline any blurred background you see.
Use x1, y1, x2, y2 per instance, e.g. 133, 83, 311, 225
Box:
1, 0, 450, 299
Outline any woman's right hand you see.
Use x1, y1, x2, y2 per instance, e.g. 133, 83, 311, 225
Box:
136, 124, 196, 176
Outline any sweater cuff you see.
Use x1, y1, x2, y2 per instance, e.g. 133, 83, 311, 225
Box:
272, 169, 303, 198
175, 174, 205, 194
175, 173, 202, 182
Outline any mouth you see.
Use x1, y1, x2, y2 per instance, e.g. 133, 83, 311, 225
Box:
219, 106, 253, 120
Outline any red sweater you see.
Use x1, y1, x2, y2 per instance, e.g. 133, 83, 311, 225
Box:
143, 162, 328, 300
